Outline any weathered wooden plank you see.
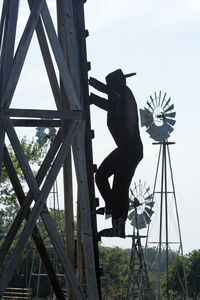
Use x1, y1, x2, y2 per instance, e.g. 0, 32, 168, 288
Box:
11, 119, 61, 128
1, 115, 42, 198
0, 121, 5, 178
0, 1, 19, 177
56, 3, 78, 299
40, 2, 81, 110
57, 0, 81, 102
3, 108, 83, 119
1, 0, 45, 108
0, 0, 19, 95
73, 0, 102, 295
28, 0, 61, 109
0, 0, 8, 46
72, 122, 99, 300
62, 149, 75, 300
0, 121, 85, 300
77, 195, 83, 285
2, 146, 66, 300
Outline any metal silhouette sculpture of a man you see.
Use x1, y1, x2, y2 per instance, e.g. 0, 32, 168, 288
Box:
89, 69, 143, 238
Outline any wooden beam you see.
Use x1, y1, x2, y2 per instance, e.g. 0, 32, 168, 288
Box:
28, 0, 61, 109
72, 123, 99, 300
3, 108, 84, 119
77, 193, 83, 286
1, 115, 42, 197
0, 0, 8, 46
73, 0, 101, 296
41, 2, 81, 110
56, 2, 80, 299
11, 119, 61, 128
0, 121, 5, 178
0, 1, 19, 179
1, 0, 45, 108
0, 1, 19, 92
61, 0, 81, 102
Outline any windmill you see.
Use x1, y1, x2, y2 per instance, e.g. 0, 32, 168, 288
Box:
126, 180, 153, 300
140, 91, 188, 300
140, 91, 176, 142
128, 181, 154, 230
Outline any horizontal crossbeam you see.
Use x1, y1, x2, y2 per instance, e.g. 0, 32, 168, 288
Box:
2, 108, 84, 119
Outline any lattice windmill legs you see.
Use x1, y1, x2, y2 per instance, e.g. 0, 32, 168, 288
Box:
127, 195, 153, 300
127, 234, 153, 300
0, 1, 100, 299
146, 141, 188, 300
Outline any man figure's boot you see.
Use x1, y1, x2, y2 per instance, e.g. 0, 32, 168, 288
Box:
98, 218, 125, 240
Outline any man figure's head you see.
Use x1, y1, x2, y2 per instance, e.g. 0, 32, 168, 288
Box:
106, 69, 136, 93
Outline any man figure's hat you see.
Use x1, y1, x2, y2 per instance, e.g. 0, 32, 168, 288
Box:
124, 72, 136, 78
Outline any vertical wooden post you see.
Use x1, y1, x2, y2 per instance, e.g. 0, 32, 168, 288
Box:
0, 0, 19, 176
56, 1, 80, 298
73, 0, 102, 295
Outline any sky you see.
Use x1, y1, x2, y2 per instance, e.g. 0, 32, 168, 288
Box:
84, 0, 200, 253
1, 0, 200, 254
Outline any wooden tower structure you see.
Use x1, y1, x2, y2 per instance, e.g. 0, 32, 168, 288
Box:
0, 1, 100, 299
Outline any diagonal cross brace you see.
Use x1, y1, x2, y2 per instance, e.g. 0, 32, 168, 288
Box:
0, 128, 63, 263
2, 147, 66, 300
40, 1, 81, 110
0, 118, 84, 299
0, 0, 44, 178
1, 0, 45, 108
0, 0, 19, 96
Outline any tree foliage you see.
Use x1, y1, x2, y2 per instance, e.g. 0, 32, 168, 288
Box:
99, 246, 130, 299
0, 137, 46, 242
0, 137, 45, 211
187, 250, 200, 299
161, 249, 200, 300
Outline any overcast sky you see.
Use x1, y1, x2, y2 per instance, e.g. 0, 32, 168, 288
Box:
1, 0, 200, 254
84, 0, 200, 253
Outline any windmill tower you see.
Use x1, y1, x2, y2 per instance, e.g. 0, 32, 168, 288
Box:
0, 1, 100, 299
126, 180, 154, 300
140, 92, 188, 299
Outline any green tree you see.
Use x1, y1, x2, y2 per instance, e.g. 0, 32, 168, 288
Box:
0, 136, 45, 220
99, 246, 130, 299
0, 137, 47, 290
162, 250, 200, 300
187, 250, 200, 300
161, 255, 187, 299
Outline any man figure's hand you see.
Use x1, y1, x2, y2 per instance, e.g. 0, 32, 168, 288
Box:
89, 77, 108, 94
89, 77, 98, 88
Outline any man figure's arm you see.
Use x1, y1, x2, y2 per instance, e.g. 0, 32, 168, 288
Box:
89, 93, 108, 111
89, 77, 108, 94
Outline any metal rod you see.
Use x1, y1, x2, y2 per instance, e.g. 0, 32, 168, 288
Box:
164, 142, 169, 300
167, 144, 189, 299
158, 142, 165, 300
145, 144, 162, 249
